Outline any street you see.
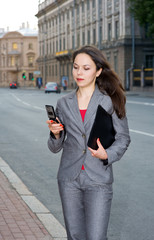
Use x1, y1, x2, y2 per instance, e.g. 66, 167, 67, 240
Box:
0, 87, 154, 240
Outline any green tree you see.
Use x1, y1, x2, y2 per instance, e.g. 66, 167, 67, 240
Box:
128, 0, 154, 36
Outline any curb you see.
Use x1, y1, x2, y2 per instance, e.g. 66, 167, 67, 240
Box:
0, 157, 67, 240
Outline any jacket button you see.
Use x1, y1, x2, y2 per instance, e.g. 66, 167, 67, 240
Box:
83, 149, 86, 154
82, 134, 86, 138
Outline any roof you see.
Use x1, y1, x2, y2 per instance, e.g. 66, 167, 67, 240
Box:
17, 28, 38, 36
0, 32, 7, 38
0, 28, 38, 38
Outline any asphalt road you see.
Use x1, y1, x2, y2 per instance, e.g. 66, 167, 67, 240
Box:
0, 87, 154, 240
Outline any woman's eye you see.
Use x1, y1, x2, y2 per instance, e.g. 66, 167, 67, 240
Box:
84, 68, 90, 71
73, 66, 78, 69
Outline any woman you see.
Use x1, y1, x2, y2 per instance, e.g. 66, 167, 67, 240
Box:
47, 45, 131, 240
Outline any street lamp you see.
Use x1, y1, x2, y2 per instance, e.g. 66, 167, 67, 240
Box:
43, 31, 47, 85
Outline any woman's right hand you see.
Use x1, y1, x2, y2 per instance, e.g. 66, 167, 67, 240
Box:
46, 118, 64, 139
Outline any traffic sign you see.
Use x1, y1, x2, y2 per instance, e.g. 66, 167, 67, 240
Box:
34, 71, 41, 75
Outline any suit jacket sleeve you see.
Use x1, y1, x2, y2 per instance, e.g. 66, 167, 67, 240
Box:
105, 111, 131, 165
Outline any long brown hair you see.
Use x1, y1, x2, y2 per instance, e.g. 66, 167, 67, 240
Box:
72, 45, 126, 119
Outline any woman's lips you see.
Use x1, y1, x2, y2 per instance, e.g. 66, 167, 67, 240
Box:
77, 78, 84, 81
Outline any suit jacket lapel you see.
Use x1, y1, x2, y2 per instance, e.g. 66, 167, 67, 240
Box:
67, 89, 85, 132
84, 85, 104, 126
66, 85, 104, 131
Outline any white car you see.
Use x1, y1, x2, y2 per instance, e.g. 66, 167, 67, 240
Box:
45, 82, 61, 93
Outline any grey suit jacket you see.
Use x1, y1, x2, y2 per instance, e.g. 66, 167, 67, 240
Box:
48, 85, 131, 184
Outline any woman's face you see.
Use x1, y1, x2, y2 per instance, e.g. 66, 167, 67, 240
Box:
72, 53, 102, 89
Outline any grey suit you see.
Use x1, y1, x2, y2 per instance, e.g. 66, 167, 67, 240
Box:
48, 85, 131, 240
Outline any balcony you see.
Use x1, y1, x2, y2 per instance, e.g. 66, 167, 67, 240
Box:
8, 50, 21, 56
38, 0, 56, 12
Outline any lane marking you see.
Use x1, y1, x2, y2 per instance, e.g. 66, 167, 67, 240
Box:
127, 100, 154, 106
130, 129, 154, 137
11, 93, 154, 138
11, 93, 45, 111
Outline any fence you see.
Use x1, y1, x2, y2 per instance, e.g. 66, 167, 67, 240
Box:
133, 68, 154, 87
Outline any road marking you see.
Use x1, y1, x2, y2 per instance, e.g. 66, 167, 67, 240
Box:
11, 93, 45, 111
127, 100, 154, 106
11, 93, 154, 138
130, 129, 154, 137
0, 157, 67, 239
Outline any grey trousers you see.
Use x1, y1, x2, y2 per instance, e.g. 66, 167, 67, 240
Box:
58, 170, 113, 240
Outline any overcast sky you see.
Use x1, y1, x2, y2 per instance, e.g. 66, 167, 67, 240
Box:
0, 0, 39, 31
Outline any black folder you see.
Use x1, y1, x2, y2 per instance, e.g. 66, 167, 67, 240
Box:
87, 104, 115, 152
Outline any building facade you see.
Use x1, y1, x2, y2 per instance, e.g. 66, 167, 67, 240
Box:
0, 28, 38, 87
36, 0, 154, 90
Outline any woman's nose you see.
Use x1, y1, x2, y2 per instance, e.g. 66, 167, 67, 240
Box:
77, 67, 82, 75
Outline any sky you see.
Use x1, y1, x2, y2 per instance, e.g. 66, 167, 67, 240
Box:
0, 0, 39, 31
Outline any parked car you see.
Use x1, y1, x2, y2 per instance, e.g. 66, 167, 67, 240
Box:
45, 82, 61, 93
9, 82, 17, 89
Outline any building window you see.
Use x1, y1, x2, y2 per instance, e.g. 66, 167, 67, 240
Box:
59, 15, 61, 24
67, 10, 69, 20
49, 65, 51, 76
93, 29, 96, 44
50, 42, 52, 54
114, 55, 118, 73
82, 31, 85, 45
145, 55, 154, 68
92, 0, 95, 8
28, 56, 34, 67
87, 30, 90, 44
99, 0, 102, 9
115, 21, 119, 40
63, 37, 65, 49
11, 56, 15, 66
77, 33, 80, 48
28, 43, 33, 50
114, 0, 119, 11
87, 0, 90, 11
12, 43, 18, 50
108, 23, 111, 41
106, 52, 111, 63
72, 35, 75, 49
29, 73, 34, 81
53, 42, 55, 53
55, 64, 57, 76
82, 2, 84, 12
99, 25, 102, 43
72, 8, 74, 17
77, 5, 79, 15
46, 65, 48, 77
52, 65, 54, 76
56, 40, 58, 52
60, 39, 62, 51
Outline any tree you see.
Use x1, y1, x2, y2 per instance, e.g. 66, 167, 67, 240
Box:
128, 0, 154, 36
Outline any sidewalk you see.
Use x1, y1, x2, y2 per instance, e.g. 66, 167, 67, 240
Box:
0, 157, 67, 240
0, 170, 53, 240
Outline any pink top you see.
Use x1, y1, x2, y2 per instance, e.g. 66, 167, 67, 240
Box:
80, 109, 87, 170
80, 109, 87, 122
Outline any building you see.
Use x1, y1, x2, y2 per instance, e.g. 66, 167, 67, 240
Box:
0, 28, 38, 87
36, 0, 154, 90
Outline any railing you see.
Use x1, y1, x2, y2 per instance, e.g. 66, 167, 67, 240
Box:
133, 68, 154, 87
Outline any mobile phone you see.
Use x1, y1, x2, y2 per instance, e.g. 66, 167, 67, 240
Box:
45, 105, 58, 122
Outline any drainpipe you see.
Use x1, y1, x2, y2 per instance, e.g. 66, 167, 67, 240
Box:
131, 14, 135, 67
126, 14, 135, 90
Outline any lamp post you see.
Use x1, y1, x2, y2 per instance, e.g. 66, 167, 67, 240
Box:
43, 31, 47, 85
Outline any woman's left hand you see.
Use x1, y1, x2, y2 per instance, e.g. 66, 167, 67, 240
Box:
88, 138, 108, 160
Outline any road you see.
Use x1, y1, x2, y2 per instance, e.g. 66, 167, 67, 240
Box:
0, 87, 154, 240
